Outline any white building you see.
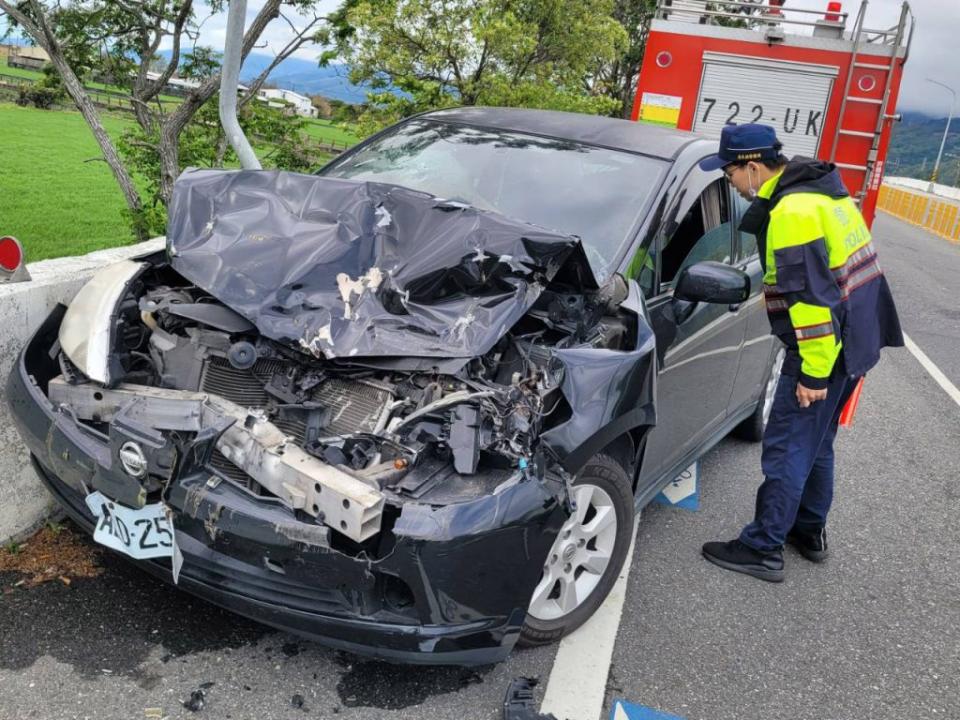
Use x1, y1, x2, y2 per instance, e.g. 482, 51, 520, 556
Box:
256, 87, 318, 118
142, 71, 249, 97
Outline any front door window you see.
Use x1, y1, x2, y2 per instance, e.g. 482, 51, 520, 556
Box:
659, 179, 732, 289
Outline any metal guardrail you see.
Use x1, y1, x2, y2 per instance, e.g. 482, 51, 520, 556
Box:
657, 0, 849, 28
656, 1, 912, 47
0, 71, 32, 85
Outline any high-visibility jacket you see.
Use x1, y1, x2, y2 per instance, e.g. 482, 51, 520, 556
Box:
739, 158, 903, 389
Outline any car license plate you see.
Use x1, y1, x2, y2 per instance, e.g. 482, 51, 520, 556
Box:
85, 491, 176, 560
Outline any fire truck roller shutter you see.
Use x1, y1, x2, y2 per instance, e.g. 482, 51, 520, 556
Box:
693, 53, 839, 159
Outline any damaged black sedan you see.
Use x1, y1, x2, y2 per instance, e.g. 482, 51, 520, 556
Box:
6, 108, 780, 664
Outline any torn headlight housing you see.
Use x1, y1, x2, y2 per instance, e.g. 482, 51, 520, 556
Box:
59, 260, 147, 385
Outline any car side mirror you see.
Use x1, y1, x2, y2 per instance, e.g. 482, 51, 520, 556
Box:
674, 261, 750, 305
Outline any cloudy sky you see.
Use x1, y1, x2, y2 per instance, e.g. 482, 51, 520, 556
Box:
784, 0, 958, 115
166, 0, 339, 62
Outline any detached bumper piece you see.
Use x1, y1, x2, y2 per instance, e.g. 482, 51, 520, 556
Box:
503, 678, 558, 720
46, 377, 383, 543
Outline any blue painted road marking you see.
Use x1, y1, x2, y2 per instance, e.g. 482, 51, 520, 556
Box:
611, 699, 687, 720
652, 461, 699, 511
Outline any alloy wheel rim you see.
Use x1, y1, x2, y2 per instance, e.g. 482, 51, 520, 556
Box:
762, 348, 786, 428
527, 483, 618, 622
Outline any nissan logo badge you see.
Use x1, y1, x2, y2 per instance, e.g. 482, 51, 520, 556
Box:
119, 441, 148, 479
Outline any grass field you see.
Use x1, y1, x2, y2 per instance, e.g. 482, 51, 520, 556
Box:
0, 61, 42, 81
301, 118, 360, 147
0, 101, 341, 263
0, 103, 141, 262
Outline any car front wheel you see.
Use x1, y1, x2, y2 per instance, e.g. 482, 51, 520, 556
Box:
519, 454, 634, 646
734, 346, 785, 442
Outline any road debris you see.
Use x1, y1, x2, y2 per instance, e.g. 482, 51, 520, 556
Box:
183, 689, 206, 712
503, 677, 557, 720
0, 521, 101, 588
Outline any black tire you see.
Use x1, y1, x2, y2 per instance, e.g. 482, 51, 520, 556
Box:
519, 454, 634, 647
733, 346, 785, 442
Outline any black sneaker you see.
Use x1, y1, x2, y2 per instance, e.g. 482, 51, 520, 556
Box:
787, 527, 829, 563
701, 539, 785, 583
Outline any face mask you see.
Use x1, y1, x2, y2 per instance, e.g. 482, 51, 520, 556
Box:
747, 165, 758, 199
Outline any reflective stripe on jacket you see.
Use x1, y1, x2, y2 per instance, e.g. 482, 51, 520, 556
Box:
740, 158, 903, 389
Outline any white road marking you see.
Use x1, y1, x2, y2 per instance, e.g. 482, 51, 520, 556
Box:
540, 518, 638, 720
903, 332, 960, 408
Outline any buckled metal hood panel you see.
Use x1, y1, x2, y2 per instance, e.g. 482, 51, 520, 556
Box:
167, 169, 598, 360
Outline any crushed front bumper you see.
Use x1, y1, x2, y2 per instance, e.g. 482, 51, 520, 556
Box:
6, 306, 567, 665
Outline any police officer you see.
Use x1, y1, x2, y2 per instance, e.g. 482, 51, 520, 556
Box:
698, 124, 903, 582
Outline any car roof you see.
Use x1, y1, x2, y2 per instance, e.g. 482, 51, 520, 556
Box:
419, 106, 707, 161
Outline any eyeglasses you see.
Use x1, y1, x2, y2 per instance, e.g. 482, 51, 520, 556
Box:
723, 164, 745, 183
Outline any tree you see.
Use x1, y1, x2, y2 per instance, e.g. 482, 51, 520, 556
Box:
594, 0, 658, 118
119, 96, 316, 232
0, 0, 332, 238
310, 94, 332, 118
324, 0, 627, 132
179, 46, 222, 81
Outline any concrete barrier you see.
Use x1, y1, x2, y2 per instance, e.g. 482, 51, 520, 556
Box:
884, 175, 960, 203
877, 184, 960, 243
0, 239, 165, 544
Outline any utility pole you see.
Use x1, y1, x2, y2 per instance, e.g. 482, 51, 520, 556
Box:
948, 154, 960, 188
925, 78, 956, 193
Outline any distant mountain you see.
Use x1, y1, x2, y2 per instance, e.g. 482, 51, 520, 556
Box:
239, 54, 370, 104
157, 49, 369, 104
887, 115, 960, 185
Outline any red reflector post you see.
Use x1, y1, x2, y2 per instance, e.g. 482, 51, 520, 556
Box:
838, 376, 865, 428
0, 236, 23, 271
0, 236, 31, 283
825, 1, 843, 22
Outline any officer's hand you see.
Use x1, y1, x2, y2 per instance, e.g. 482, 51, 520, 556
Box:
796, 383, 828, 408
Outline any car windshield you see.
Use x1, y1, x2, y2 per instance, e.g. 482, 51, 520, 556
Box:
322, 120, 666, 281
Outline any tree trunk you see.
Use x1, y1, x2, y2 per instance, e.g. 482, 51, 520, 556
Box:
214, 134, 230, 168
158, 120, 183, 207
55, 59, 146, 239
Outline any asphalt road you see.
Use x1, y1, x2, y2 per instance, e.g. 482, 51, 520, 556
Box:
0, 213, 957, 720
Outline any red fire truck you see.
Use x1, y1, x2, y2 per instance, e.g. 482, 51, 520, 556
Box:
632, 0, 914, 227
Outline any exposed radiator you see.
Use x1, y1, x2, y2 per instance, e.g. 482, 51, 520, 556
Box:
199, 356, 392, 493
313, 378, 390, 436
199, 356, 391, 437
199, 356, 286, 409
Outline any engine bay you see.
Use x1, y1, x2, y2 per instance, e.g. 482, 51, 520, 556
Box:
58, 262, 635, 512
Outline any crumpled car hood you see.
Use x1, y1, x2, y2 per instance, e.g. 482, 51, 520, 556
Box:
167, 169, 598, 359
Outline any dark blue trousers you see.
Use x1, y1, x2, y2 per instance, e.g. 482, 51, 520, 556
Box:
739, 366, 859, 552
